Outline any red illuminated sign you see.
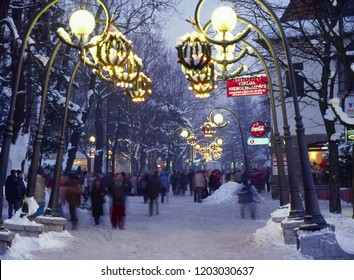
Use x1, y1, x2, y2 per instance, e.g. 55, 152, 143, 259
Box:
250, 121, 266, 137
227, 75, 268, 97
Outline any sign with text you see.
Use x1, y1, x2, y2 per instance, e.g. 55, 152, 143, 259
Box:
344, 96, 354, 117
346, 128, 354, 143
247, 137, 270, 145
227, 74, 268, 97
250, 121, 266, 137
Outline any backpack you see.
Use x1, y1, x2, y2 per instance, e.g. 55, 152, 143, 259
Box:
237, 186, 254, 203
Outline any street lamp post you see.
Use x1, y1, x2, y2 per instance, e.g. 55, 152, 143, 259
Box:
179, 0, 324, 229
250, 0, 326, 229
235, 15, 303, 217
171, 126, 196, 170
25, 41, 63, 202
89, 136, 96, 174
45, 61, 82, 216
203, 107, 250, 175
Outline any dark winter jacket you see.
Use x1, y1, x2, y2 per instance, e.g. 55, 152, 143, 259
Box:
16, 178, 26, 202
64, 178, 84, 208
5, 175, 19, 203
90, 185, 106, 217
237, 184, 257, 204
146, 176, 161, 199
178, 173, 188, 186
169, 173, 178, 186
187, 171, 195, 185
159, 170, 169, 189
109, 180, 129, 205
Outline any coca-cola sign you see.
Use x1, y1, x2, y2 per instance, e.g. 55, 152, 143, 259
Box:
250, 121, 266, 137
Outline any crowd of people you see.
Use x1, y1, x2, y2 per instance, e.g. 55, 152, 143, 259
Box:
4, 165, 270, 230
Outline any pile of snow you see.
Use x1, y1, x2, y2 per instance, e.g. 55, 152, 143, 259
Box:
204, 181, 242, 204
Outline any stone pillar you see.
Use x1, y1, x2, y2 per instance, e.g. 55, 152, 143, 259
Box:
297, 227, 354, 260
0, 229, 15, 255
4, 221, 45, 237
35, 216, 67, 232
271, 204, 289, 223
281, 218, 303, 245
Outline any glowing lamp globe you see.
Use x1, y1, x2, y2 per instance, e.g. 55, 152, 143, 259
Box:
69, 10, 96, 40
180, 130, 189, 140
213, 113, 224, 126
211, 6, 237, 32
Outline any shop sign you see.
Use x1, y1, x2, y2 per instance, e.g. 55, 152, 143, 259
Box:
250, 121, 266, 137
227, 74, 268, 97
247, 137, 270, 145
344, 96, 354, 117
346, 128, 354, 143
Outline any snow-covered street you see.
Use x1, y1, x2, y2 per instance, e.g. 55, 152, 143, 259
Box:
1, 182, 353, 260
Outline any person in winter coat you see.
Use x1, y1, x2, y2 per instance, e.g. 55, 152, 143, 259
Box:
33, 173, 46, 217
16, 170, 26, 210
146, 171, 161, 216
187, 169, 195, 196
169, 170, 178, 195
64, 173, 85, 229
5, 169, 19, 218
192, 170, 206, 203
90, 178, 106, 225
234, 169, 242, 184
108, 172, 130, 229
209, 170, 221, 194
177, 170, 188, 196
236, 174, 259, 219
141, 172, 150, 203
158, 169, 169, 203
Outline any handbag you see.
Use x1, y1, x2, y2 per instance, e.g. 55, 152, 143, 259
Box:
22, 196, 29, 213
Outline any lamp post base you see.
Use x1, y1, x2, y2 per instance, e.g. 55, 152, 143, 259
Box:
299, 215, 329, 231
44, 208, 61, 217
297, 228, 354, 259
288, 209, 305, 220
35, 215, 67, 232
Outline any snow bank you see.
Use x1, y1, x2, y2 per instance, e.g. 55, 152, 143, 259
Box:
203, 181, 242, 204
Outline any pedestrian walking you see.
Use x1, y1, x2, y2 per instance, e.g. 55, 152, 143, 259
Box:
108, 172, 130, 229
33, 172, 46, 217
16, 170, 26, 210
90, 178, 106, 226
178, 170, 188, 196
169, 170, 178, 195
5, 169, 19, 218
234, 169, 242, 184
158, 169, 169, 203
146, 171, 161, 216
64, 173, 85, 229
264, 167, 272, 192
187, 169, 195, 196
141, 172, 150, 203
208, 170, 221, 195
192, 170, 206, 203
224, 170, 232, 182
236, 174, 260, 219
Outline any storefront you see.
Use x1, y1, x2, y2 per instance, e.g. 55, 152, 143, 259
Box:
308, 142, 329, 185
